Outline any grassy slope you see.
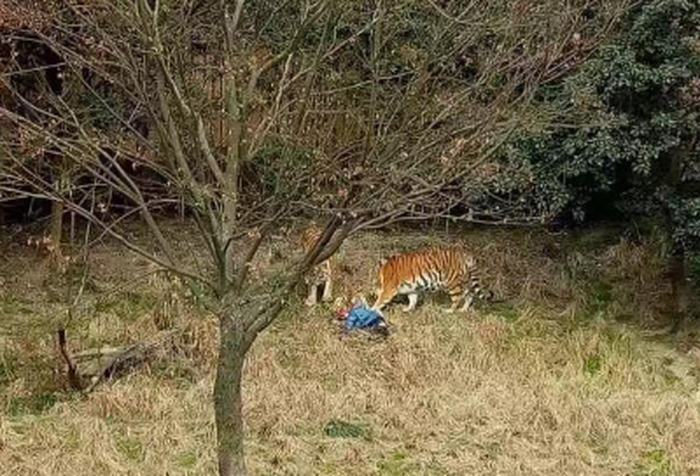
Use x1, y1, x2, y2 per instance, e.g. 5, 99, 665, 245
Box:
1, 223, 699, 475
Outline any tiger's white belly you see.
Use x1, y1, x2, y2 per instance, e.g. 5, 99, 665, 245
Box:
398, 277, 443, 296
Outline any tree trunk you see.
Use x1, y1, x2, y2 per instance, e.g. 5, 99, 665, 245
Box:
214, 315, 248, 476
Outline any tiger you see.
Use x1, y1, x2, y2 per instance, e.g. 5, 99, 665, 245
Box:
371, 245, 493, 313
299, 223, 334, 307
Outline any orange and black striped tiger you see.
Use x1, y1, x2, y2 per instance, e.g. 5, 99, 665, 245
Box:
299, 224, 334, 306
372, 245, 493, 313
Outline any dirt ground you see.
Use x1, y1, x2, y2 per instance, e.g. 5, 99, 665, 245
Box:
1, 221, 699, 475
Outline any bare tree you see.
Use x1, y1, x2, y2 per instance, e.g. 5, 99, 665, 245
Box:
0, 1, 629, 474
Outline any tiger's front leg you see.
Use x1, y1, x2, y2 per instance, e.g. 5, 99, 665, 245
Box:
321, 279, 333, 302
404, 292, 419, 312
321, 262, 333, 302
305, 282, 319, 307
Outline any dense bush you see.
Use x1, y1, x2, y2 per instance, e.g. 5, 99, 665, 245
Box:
502, 0, 700, 251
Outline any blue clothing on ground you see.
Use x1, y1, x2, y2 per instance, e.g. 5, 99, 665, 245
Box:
344, 305, 385, 331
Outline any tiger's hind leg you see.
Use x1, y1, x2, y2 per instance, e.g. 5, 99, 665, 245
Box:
459, 291, 474, 313
446, 286, 463, 314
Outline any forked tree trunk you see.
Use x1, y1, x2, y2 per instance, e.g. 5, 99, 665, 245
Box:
214, 314, 249, 476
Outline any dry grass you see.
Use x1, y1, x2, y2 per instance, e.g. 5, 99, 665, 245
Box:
1, 223, 700, 475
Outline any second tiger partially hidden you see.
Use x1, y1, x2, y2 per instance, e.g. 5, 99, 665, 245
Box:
372, 245, 493, 313
299, 224, 334, 307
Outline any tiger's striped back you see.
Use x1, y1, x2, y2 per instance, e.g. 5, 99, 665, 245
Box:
372, 245, 492, 313
299, 223, 334, 306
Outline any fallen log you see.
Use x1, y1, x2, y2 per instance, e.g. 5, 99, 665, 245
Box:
55, 327, 180, 393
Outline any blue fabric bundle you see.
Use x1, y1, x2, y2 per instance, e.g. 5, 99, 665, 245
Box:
344, 304, 387, 332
